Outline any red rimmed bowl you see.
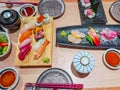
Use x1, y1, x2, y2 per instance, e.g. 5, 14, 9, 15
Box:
103, 48, 120, 69
0, 67, 19, 90
19, 4, 36, 17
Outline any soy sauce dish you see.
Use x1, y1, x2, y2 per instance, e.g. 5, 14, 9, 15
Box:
19, 4, 36, 17
103, 48, 120, 69
0, 67, 19, 90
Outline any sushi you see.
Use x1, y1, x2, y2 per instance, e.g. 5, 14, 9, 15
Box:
101, 28, 117, 42
81, 0, 91, 8
34, 13, 50, 26
84, 8, 95, 18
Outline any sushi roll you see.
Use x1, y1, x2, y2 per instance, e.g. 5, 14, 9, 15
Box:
43, 14, 50, 24
35, 13, 50, 26
81, 0, 91, 8
84, 8, 95, 18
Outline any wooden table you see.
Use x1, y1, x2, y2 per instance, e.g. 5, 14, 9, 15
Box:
0, 0, 120, 90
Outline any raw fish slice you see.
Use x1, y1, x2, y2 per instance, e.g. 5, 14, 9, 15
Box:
101, 28, 117, 41
88, 27, 100, 46
68, 34, 81, 44
20, 22, 36, 33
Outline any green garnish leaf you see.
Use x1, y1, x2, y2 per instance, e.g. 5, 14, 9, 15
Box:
86, 34, 93, 45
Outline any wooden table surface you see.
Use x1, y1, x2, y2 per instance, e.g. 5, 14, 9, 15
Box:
0, 0, 120, 90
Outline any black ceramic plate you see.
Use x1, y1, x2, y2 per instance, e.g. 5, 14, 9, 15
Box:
78, 0, 107, 25
0, 25, 6, 32
56, 25, 120, 49
38, 0, 65, 19
35, 68, 73, 90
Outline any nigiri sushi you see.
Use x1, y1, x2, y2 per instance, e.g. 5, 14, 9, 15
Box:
20, 22, 36, 33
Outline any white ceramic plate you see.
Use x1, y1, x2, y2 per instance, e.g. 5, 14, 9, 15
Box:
0, 67, 19, 90
103, 48, 120, 69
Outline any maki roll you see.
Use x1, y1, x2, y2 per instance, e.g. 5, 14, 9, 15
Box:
84, 8, 95, 18
81, 0, 91, 8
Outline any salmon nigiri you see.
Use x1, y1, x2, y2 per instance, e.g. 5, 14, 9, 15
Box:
34, 39, 50, 59
19, 29, 32, 43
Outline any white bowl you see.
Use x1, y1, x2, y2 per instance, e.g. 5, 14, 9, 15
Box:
103, 48, 120, 69
73, 51, 95, 74
0, 67, 19, 90
19, 4, 36, 17
0, 32, 11, 58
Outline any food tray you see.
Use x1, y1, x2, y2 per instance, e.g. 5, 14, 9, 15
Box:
56, 25, 120, 49
78, 0, 107, 25
14, 17, 53, 67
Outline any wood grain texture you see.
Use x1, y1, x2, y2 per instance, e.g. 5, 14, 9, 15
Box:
14, 17, 53, 66
0, 1, 120, 90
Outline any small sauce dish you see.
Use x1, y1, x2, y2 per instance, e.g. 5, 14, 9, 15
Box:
103, 48, 120, 69
0, 67, 19, 90
19, 4, 36, 17
73, 51, 95, 74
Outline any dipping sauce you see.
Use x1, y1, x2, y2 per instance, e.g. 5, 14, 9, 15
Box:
21, 6, 34, 17
19, 4, 36, 17
105, 51, 120, 67
0, 71, 16, 88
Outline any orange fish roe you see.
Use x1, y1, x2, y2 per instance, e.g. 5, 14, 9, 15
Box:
105, 51, 120, 67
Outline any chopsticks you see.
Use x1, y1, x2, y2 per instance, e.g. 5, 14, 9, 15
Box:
25, 83, 84, 89
0, 1, 38, 5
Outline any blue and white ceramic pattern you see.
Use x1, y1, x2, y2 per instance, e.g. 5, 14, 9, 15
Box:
73, 51, 95, 74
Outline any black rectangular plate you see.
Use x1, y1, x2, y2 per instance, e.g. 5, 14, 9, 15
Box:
78, 0, 107, 25
56, 25, 120, 49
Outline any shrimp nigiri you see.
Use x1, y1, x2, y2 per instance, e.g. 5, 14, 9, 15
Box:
34, 39, 50, 59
